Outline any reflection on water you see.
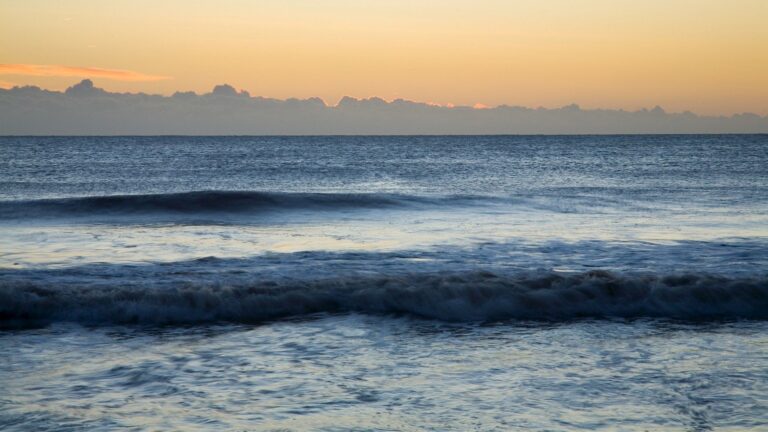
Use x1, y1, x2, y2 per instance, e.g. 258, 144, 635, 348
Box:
2, 203, 767, 269
2, 317, 767, 431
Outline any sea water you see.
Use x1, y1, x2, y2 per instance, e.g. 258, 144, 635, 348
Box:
1, 135, 767, 430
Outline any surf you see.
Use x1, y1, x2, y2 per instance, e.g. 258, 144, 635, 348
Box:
2, 269, 766, 327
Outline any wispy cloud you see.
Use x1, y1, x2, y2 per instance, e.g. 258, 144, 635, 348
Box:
0, 64, 170, 82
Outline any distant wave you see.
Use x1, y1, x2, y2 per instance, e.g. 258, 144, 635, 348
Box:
2, 270, 766, 327
0, 191, 493, 220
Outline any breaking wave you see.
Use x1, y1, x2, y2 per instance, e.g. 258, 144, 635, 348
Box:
0, 191, 492, 220
2, 270, 766, 327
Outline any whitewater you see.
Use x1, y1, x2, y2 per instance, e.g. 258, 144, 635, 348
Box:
1, 135, 767, 430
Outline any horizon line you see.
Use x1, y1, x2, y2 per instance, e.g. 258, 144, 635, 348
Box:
3, 133, 767, 138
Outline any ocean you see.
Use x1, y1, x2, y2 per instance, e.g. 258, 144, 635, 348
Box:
1, 135, 767, 430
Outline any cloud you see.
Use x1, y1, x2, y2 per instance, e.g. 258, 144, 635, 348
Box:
0, 64, 170, 82
425, 101, 455, 108
0, 79, 766, 135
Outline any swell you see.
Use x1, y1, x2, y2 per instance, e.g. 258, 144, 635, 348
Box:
0, 191, 490, 219
2, 270, 766, 327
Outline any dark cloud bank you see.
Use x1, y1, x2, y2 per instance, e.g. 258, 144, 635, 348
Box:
2, 79, 767, 135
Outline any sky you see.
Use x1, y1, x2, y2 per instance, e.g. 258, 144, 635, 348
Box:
1, 0, 767, 115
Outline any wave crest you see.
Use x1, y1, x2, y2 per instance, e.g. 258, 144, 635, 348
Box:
0, 191, 493, 219
2, 270, 766, 327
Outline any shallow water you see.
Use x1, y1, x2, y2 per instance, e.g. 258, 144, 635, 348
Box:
3, 318, 767, 431
1, 135, 767, 430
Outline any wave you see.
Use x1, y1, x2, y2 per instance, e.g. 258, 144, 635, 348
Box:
2, 270, 766, 327
0, 191, 493, 220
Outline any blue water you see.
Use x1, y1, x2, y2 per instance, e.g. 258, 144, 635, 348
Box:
1, 135, 767, 430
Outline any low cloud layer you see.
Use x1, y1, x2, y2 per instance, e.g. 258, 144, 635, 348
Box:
2, 80, 766, 135
0, 64, 170, 82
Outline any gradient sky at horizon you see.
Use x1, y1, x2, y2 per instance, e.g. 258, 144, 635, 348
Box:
2, 0, 767, 115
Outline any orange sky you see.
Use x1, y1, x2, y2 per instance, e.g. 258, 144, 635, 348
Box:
2, 0, 767, 115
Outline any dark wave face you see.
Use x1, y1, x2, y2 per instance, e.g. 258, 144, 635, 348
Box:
2, 270, 766, 327
0, 191, 494, 220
